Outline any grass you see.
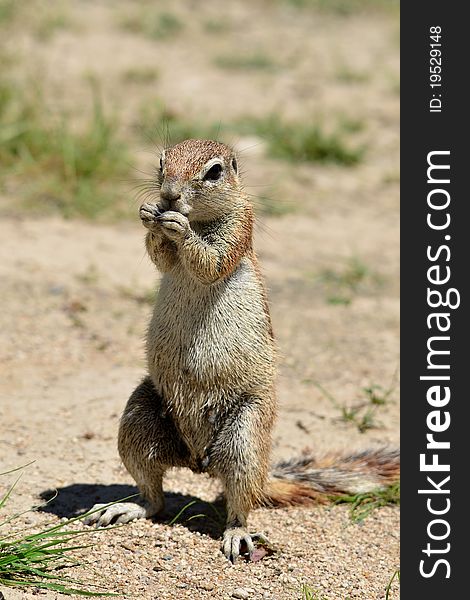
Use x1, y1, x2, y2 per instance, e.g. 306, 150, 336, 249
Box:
136, 107, 303, 218
308, 370, 398, 434
301, 584, 328, 599
237, 115, 364, 165
316, 256, 379, 305
118, 285, 156, 306
319, 257, 369, 289
382, 170, 400, 185
0, 0, 17, 25
278, 0, 399, 15
0, 465, 118, 595
362, 384, 392, 406
340, 373, 399, 430
360, 369, 398, 407
301, 569, 400, 599
339, 405, 378, 433
203, 19, 231, 34
137, 102, 224, 147
76, 264, 100, 286
0, 0, 72, 40
120, 10, 183, 40
338, 116, 365, 134
32, 6, 71, 41
256, 193, 297, 217
121, 66, 159, 84
167, 499, 224, 530
0, 77, 132, 219
214, 52, 279, 72
385, 569, 400, 599
308, 379, 379, 433
388, 73, 400, 96
138, 105, 363, 168
334, 482, 400, 523
335, 65, 370, 84
167, 500, 205, 527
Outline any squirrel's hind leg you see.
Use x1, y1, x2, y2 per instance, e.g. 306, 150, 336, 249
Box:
84, 377, 191, 527
210, 392, 275, 562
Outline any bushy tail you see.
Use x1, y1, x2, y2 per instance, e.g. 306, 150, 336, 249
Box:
261, 447, 400, 507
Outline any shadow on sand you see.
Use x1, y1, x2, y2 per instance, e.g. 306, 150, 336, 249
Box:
38, 483, 226, 540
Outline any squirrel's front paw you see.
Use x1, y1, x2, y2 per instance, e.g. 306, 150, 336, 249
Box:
140, 202, 163, 230
156, 211, 190, 240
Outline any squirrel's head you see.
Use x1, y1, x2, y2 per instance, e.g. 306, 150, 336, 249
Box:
155, 139, 243, 221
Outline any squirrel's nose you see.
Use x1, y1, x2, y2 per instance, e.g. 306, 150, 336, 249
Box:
160, 185, 181, 210
161, 189, 181, 202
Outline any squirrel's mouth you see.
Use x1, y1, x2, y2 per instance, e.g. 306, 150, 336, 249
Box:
158, 200, 190, 217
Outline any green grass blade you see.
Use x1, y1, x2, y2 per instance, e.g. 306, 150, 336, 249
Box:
0, 473, 23, 510
1, 466, 130, 596
385, 569, 400, 599
167, 500, 197, 525
333, 482, 400, 522
0, 462, 35, 477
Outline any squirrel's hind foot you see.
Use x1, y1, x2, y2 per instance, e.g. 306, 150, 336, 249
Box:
83, 501, 158, 527
222, 528, 270, 563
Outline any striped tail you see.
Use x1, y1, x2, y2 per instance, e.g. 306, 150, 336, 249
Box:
261, 447, 400, 507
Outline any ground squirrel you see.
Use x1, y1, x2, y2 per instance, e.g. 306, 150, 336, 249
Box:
85, 139, 400, 562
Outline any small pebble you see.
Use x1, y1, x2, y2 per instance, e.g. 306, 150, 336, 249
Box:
199, 583, 215, 591
232, 588, 250, 599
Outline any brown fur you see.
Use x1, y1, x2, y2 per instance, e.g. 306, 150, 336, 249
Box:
264, 447, 400, 507
85, 139, 399, 562
164, 139, 233, 180
263, 480, 330, 507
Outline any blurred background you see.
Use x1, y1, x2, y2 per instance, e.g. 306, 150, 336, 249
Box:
0, 0, 399, 220
0, 1, 400, 597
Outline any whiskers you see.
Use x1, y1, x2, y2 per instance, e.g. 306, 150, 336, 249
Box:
132, 177, 161, 207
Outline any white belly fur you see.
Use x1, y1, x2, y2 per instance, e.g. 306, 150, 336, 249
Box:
146, 257, 274, 454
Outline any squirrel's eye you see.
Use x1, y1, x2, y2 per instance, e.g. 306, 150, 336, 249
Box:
232, 158, 238, 174
159, 158, 163, 172
204, 163, 223, 181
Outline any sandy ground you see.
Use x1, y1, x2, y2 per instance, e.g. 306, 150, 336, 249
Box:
0, 2, 399, 599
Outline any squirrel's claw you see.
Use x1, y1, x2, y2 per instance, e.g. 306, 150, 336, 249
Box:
156, 211, 190, 239
83, 502, 147, 527
140, 203, 163, 230
222, 528, 268, 563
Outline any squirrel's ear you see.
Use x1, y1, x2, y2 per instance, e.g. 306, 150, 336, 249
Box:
231, 158, 238, 174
